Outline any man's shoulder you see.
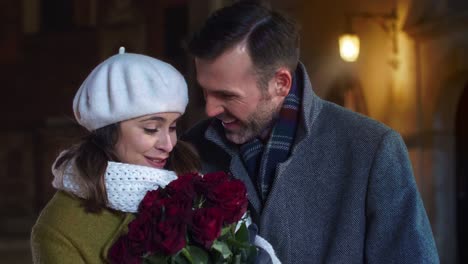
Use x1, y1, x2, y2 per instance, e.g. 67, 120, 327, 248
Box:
317, 101, 394, 141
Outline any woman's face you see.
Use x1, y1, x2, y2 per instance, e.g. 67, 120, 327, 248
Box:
114, 112, 181, 169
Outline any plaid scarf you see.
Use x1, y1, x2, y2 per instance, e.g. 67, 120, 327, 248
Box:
240, 72, 302, 202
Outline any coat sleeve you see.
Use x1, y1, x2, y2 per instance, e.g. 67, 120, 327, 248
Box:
365, 130, 439, 263
31, 223, 86, 264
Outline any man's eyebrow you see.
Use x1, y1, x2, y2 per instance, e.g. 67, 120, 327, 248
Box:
212, 90, 238, 96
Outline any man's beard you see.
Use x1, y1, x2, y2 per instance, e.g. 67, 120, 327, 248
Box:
224, 98, 280, 145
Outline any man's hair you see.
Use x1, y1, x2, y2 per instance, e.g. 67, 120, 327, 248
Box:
188, 1, 300, 89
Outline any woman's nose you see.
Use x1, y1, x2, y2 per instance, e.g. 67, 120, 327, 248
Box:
156, 132, 174, 153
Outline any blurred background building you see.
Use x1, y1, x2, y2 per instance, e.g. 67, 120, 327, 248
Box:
0, 0, 466, 263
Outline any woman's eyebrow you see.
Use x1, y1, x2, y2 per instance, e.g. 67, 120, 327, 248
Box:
139, 116, 165, 122
139, 116, 180, 123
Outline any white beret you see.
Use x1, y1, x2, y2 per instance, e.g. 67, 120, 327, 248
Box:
73, 48, 188, 131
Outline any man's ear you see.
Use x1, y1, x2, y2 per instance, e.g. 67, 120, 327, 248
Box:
274, 68, 292, 97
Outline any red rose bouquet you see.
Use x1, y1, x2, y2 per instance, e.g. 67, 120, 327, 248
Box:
108, 171, 257, 264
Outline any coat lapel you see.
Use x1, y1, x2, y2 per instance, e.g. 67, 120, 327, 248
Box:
230, 155, 262, 216
101, 212, 135, 261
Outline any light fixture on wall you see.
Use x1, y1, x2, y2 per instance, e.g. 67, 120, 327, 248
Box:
339, 8, 398, 66
339, 33, 360, 62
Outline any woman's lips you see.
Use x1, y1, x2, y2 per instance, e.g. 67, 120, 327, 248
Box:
145, 156, 167, 168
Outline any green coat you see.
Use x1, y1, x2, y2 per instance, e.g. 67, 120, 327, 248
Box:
31, 191, 135, 263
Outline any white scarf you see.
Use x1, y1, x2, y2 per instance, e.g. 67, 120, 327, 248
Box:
51, 153, 177, 213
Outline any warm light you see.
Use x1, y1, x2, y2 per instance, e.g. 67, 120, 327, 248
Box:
339, 34, 360, 62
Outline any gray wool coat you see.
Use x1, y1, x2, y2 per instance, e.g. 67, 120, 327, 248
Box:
183, 63, 439, 263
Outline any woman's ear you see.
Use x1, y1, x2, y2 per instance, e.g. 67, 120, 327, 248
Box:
274, 68, 292, 97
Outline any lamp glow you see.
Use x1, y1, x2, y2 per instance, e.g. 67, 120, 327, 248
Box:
339, 34, 360, 62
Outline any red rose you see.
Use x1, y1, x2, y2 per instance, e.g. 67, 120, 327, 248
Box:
203, 171, 230, 182
110, 171, 253, 262
108, 236, 141, 264
166, 173, 200, 200
164, 193, 193, 221
195, 171, 230, 196
140, 192, 189, 255
208, 179, 248, 224
143, 196, 165, 224
126, 211, 152, 255
190, 207, 224, 249
139, 189, 165, 212
151, 218, 187, 255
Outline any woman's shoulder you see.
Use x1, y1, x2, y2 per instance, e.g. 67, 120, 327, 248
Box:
31, 191, 134, 262
33, 191, 83, 227
32, 191, 129, 240
31, 191, 136, 263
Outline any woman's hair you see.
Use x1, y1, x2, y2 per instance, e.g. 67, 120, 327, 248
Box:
55, 123, 201, 213
168, 140, 201, 176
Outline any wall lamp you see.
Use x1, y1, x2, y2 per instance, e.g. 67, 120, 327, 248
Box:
339, 8, 398, 66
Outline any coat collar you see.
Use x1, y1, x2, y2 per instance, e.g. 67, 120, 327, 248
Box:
295, 62, 323, 141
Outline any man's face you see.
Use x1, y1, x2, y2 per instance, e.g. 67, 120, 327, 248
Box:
195, 43, 283, 144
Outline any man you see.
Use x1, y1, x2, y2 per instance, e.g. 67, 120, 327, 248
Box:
184, 1, 439, 263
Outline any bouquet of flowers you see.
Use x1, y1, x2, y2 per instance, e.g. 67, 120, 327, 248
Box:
108, 171, 258, 264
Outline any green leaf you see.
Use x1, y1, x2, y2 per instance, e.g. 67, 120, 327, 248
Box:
180, 248, 193, 263
173, 253, 191, 264
233, 254, 241, 264
143, 254, 169, 264
244, 246, 258, 263
226, 237, 248, 249
220, 225, 232, 237
234, 223, 249, 243
212, 240, 233, 259
184, 245, 210, 264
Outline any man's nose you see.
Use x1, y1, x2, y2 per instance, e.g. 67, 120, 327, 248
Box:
205, 95, 224, 117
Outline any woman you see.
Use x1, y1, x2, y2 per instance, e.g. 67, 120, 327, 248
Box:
31, 48, 280, 264
30, 48, 201, 263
